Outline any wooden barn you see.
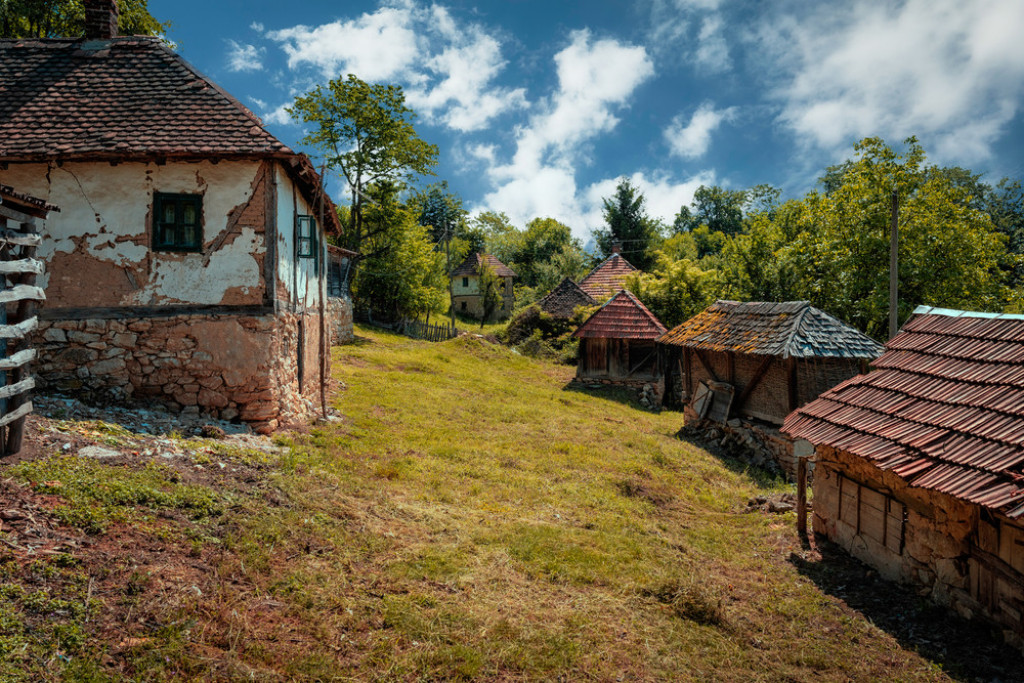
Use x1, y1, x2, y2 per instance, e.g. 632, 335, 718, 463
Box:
783, 306, 1024, 647
659, 300, 883, 423
537, 277, 595, 321
573, 289, 666, 393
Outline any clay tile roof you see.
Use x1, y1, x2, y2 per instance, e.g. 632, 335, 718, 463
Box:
450, 253, 516, 278
537, 277, 596, 320
783, 305, 1024, 518
573, 289, 666, 340
659, 300, 884, 360
579, 253, 637, 298
0, 37, 291, 161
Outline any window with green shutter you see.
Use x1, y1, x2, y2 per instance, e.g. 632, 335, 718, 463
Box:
296, 215, 319, 274
153, 192, 203, 252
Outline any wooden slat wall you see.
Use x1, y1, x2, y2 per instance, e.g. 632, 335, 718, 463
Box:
0, 201, 45, 456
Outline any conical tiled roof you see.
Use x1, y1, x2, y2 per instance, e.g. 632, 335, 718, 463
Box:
579, 253, 636, 299
537, 277, 595, 319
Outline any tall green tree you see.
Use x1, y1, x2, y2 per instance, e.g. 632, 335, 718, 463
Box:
289, 74, 439, 260
0, 0, 167, 38
593, 178, 661, 271
673, 185, 747, 235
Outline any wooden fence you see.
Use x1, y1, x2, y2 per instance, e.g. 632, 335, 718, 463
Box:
402, 318, 459, 342
0, 186, 49, 457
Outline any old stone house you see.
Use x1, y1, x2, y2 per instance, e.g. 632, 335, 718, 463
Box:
784, 306, 1024, 647
573, 289, 666, 396
0, 2, 340, 432
659, 301, 882, 423
450, 253, 516, 321
578, 247, 637, 301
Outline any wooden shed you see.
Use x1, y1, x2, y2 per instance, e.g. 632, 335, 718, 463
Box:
573, 289, 666, 390
783, 306, 1024, 647
659, 300, 883, 423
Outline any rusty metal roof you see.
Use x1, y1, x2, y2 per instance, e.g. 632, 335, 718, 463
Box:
537, 277, 595, 320
579, 253, 637, 299
783, 305, 1024, 518
450, 253, 517, 278
659, 300, 884, 359
573, 289, 666, 340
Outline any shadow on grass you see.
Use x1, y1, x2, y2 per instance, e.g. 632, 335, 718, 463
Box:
561, 380, 646, 410
790, 539, 1024, 682
342, 335, 375, 347
674, 428, 787, 489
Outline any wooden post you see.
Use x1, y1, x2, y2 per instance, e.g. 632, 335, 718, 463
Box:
797, 455, 808, 538
889, 190, 899, 340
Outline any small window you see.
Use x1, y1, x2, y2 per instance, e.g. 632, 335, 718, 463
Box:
460, 301, 467, 311
296, 215, 319, 274
462, 276, 469, 287
153, 193, 202, 252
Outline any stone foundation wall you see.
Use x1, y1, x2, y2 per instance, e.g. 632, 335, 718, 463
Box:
683, 414, 813, 480
327, 295, 354, 344
570, 376, 664, 409
34, 311, 323, 433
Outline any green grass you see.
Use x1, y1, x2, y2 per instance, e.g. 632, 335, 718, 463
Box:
0, 324, 997, 680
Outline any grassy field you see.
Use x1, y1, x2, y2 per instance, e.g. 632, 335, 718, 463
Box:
0, 325, 1020, 681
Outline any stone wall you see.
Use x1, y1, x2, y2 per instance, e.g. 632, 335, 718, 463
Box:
814, 445, 1024, 648
34, 310, 320, 433
327, 295, 354, 344
570, 376, 665, 410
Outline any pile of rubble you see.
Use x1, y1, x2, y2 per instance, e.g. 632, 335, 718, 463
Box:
679, 419, 785, 478
637, 383, 660, 411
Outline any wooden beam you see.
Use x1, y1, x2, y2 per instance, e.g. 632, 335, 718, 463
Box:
732, 354, 774, 412
40, 303, 274, 321
797, 455, 808, 538
0, 348, 36, 371
0, 401, 32, 429
0, 285, 45, 304
0, 377, 34, 401
0, 259, 43, 275
0, 229, 41, 246
0, 204, 37, 225
0, 317, 37, 339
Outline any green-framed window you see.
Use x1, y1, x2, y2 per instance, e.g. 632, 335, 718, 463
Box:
153, 192, 202, 252
296, 215, 320, 274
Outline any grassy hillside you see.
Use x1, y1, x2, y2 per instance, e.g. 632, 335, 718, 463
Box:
0, 326, 1018, 681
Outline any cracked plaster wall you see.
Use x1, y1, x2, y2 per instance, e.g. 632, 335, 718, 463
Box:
1, 160, 266, 307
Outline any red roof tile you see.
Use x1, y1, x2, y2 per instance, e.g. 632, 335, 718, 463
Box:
450, 253, 516, 278
579, 253, 636, 299
573, 289, 666, 340
783, 306, 1024, 517
0, 37, 290, 161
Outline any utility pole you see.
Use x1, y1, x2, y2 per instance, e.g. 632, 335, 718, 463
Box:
889, 190, 899, 340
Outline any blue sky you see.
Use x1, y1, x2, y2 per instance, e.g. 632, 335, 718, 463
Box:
151, 0, 1024, 241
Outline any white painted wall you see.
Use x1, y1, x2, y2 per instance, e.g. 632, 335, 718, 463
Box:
274, 164, 325, 310
0, 160, 266, 307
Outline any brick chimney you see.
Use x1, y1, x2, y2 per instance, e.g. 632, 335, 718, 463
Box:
84, 0, 119, 40
611, 242, 622, 255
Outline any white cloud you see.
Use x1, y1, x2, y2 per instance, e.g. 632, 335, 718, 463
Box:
266, 7, 421, 82
226, 40, 264, 72
260, 103, 293, 126
664, 102, 736, 159
266, 3, 523, 131
477, 31, 655, 238
765, 0, 1024, 163
648, 0, 731, 72
581, 171, 717, 233
694, 16, 729, 72
250, 22, 264, 33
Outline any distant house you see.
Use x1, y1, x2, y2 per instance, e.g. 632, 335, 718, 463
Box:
450, 253, 516, 321
326, 244, 358, 344
659, 300, 882, 424
537, 277, 595, 321
784, 306, 1024, 647
573, 289, 666, 395
579, 247, 637, 300
0, 1, 340, 432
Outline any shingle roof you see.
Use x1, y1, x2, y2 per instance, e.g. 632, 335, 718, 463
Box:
579, 253, 636, 299
0, 183, 59, 218
573, 289, 666, 340
783, 305, 1024, 518
0, 37, 291, 161
658, 300, 884, 360
537, 277, 595, 319
450, 253, 516, 278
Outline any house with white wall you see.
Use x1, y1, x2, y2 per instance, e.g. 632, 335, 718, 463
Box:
0, 0, 341, 432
